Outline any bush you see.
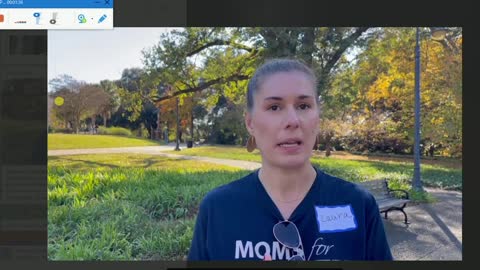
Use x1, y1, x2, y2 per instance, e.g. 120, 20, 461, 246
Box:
52, 128, 74, 134
97, 126, 132, 137
338, 130, 411, 155
133, 124, 150, 139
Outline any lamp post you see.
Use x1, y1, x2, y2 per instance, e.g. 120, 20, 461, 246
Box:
174, 96, 181, 151
412, 27, 447, 191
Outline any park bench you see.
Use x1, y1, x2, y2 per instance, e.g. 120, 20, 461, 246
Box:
359, 179, 411, 224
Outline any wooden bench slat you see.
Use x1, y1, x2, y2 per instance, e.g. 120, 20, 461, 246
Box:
358, 179, 411, 224
377, 199, 410, 211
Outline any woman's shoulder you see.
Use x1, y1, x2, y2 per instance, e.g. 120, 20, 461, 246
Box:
316, 168, 376, 202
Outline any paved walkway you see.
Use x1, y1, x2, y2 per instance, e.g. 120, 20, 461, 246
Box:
48, 145, 462, 260
49, 145, 263, 170
48, 145, 176, 156
383, 188, 462, 260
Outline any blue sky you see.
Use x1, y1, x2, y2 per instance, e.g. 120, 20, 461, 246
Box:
48, 27, 178, 90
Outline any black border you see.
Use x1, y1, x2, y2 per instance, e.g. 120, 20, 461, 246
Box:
185, 0, 473, 27
1, 0, 475, 269
0, 28, 48, 262
114, 0, 187, 27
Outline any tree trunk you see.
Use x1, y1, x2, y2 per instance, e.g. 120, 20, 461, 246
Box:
190, 113, 194, 143
157, 108, 162, 140
301, 28, 315, 66
165, 122, 169, 143
73, 115, 81, 134
146, 124, 153, 138
326, 143, 331, 157
91, 116, 95, 134
325, 134, 332, 157
103, 112, 107, 127
157, 122, 162, 140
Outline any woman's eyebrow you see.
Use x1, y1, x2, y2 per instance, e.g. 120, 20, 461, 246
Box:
263, 95, 314, 101
264, 96, 283, 101
297, 95, 314, 100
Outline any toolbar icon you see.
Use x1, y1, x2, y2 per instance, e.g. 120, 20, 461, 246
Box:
78, 14, 87, 23
50, 12, 57, 24
0, 14, 4, 23
33, 12, 41, 25
98, 14, 107, 23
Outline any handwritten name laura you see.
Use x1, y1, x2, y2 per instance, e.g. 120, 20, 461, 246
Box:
315, 205, 358, 232
319, 212, 353, 223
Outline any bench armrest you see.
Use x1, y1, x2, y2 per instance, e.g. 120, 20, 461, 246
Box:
388, 189, 410, 200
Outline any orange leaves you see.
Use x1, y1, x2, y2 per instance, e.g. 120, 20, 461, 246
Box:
158, 88, 197, 131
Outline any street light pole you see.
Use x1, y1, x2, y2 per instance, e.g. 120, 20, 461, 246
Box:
411, 27, 448, 191
174, 96, 181, 151
412, 27, 423, 191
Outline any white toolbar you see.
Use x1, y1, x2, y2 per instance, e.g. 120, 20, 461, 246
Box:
0, 9, 113, 29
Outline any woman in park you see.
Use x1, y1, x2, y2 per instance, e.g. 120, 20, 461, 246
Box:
188, 58, 393, 261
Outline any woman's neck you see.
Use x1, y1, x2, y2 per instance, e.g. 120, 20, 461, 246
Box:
258, 163, 317, 203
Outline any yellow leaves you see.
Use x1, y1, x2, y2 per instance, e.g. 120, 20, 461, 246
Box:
365, 72, 410, 108
455, 36, 462, 47
366, 74, 393, 103
430, 117, 444, 126
331, 28, 462, 157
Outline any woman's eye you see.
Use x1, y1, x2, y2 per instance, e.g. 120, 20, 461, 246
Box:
299, 103, 310, 110
269, 105, 279, 111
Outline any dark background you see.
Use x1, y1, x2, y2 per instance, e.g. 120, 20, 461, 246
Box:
0, 0, 475, 269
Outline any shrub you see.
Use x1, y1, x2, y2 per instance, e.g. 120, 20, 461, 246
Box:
133, 124, 150, 139
52, 128, 74, 134
97, 126, 132, 137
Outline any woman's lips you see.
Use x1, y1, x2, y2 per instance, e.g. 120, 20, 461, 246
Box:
277, 140, 303, 153
277, 138, 302, 147
278, 142, 301, 147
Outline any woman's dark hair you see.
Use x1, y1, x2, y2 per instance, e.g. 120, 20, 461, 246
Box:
246, 58, 318, 112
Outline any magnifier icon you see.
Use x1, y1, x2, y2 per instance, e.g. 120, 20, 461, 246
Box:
78, 14, 87, 23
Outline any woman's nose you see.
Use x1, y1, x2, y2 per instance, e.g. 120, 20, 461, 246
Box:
284, 107, 300, 129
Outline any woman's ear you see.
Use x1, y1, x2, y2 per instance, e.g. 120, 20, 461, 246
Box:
245, 111, 254, 135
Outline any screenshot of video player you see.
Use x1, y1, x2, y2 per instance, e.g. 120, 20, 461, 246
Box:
0, 0, 473, 269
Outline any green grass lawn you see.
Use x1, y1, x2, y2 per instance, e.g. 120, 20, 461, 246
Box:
170, 145, 462, 191
48, 154, 247, 260
48, 147, 462, 260
48, 134, 163, 150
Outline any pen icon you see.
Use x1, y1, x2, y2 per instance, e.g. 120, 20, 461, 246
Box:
98, 14, 107, 23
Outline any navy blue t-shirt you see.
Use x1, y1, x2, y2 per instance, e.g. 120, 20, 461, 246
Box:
188, 166, 393, 261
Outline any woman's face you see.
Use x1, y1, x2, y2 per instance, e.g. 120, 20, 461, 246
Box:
246, 71, 320, 169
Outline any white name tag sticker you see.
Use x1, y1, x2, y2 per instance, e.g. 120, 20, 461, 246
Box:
315, 204, 358, 233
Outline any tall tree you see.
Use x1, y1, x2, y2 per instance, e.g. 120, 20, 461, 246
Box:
50, 76, 110, 134
140, 27, 370, 104
98, 79, 121, 126
242, 27, 373, 94
327, 27, 462, 157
